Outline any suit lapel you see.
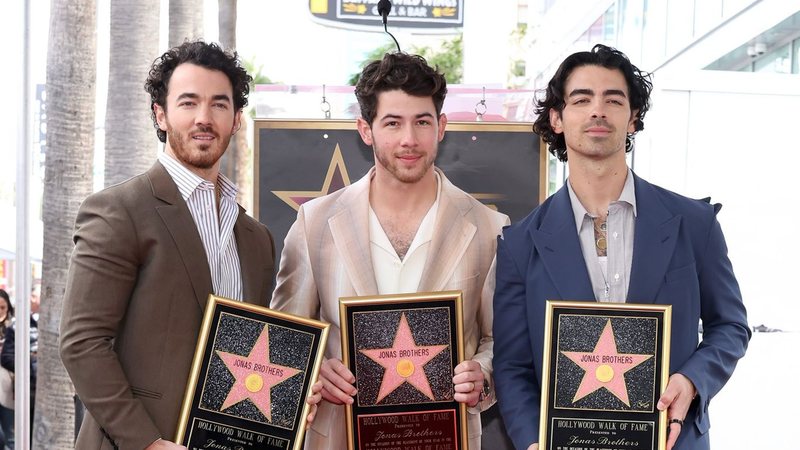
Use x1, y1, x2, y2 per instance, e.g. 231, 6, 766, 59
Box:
529, 186, 595, 302
329, 172, 379, 296
150, 162, 214, 311
418, 172, 476, 292
234, 209, 265, 305
627, 175, 681, 303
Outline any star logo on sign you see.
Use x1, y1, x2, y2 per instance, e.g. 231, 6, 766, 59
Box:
561, 320, 652, 406
272, 144, 351, 211
360, 313, 448, 403
216, 325, 302, 421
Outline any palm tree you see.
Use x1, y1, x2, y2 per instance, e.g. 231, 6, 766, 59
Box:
169, 0, 204, 47
216, 0, 253, 210
104, 0, 160, 187
37, 0, 96, 447
218, 0, 237, 50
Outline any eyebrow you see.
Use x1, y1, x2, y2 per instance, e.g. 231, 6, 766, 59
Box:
568, 88, 627, 98
379, 112, 435, 121
175, 93, 232, 103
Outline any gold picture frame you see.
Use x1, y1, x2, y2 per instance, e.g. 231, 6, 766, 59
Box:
539, 300, 672, 450
339, 290, 469, 450
175, 295, 329, 450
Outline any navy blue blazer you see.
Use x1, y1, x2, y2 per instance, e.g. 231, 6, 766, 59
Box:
493, 173, 750, 450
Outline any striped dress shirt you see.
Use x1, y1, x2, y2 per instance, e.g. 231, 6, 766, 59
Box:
567, 169, 636, 303
158, 152, 243, 300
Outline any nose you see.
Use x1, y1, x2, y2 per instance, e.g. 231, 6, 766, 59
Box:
400, 126, 418, 147
590, 99, 607, 119
195, 103, 213, 126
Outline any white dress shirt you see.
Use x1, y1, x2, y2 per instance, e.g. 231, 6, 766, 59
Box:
158, 152, 243, 300
368, 173, 441, 295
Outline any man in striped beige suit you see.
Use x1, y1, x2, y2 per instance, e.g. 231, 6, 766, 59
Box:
271, 52, 509, 450
60, 41, 320, 450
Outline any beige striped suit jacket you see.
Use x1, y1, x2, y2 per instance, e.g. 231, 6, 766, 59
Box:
271, 167, 509, 450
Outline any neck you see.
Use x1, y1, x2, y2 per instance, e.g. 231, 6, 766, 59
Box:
165, 145, 219, 182
567, 154, 628, 219
369, 167, 437, 216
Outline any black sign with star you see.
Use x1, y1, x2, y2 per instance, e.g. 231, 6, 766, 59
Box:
255, 119, 544, 268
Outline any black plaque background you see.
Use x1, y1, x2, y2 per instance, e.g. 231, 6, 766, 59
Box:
177, 300, 326, 450
353, 307, 453, 407
342, 298, 466, 450
542, 304, 669, 450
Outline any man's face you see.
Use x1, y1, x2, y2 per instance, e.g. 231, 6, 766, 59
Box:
550, 65, 637, 162
154, 63, 241, 176
357, 89, 446, 184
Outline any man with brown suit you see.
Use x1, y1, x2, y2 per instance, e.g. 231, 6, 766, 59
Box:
271, 52, 509, 449
60, 41, 280, 450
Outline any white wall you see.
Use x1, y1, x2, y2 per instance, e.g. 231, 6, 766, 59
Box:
634, 70, 800, 331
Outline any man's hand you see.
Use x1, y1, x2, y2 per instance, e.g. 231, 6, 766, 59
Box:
145, 439, 186, 449
319, 358, 356, 405
305, 380, 323, 425
657, 373, 696, 450
452, 360, 484, 407
526, 444, 539, 450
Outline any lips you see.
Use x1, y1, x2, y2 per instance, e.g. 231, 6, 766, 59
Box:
397, 153, 422, 162
585, 126, 611, 133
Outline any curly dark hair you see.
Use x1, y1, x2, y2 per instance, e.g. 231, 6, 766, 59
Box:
145, 40, 252, 143
355, 52, 447, 125
533, 44, 653, 162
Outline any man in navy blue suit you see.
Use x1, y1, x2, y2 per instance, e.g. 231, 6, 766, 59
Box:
493, 44, 749, 450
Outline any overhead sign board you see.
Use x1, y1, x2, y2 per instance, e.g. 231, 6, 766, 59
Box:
309, 0, 463, 31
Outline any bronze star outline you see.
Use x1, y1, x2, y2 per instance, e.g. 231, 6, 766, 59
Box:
272, 144, 352, 211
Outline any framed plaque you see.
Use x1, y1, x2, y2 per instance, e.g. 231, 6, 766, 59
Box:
175, 295, 329, 450
340, 291, 469, 450
540, 301, 672, 450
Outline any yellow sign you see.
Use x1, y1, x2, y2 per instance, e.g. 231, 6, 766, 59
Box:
310, 0, 327, 14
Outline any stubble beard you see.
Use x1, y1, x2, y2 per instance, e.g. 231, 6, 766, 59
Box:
166, 122, 230, 170
374, 146, 436, 184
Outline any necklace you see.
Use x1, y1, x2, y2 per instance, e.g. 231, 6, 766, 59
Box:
593, 217, 607, 257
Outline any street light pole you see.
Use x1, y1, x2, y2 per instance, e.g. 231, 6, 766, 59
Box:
15, 0, 33, 448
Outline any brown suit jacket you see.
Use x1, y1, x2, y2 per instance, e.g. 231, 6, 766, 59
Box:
270, 167, 508, 450
60, 162, 275, 450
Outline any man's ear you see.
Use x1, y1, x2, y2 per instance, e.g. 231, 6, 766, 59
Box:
628, 109, 639, 133
437, 113, 447, 142
357, 117, 373, 146
233, 109, 242, 134
549, 109, 563, 134
154, 104, 168, 131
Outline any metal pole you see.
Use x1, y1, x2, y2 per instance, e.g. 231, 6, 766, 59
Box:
15, 0, 33, 448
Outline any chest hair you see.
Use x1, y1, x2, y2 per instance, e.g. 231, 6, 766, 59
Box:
380, 217, 423, 261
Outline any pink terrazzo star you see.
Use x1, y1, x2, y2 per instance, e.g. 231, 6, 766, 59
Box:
360, 313, 448, 403
561, 319, 652, 406
216, 325, 302, 421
